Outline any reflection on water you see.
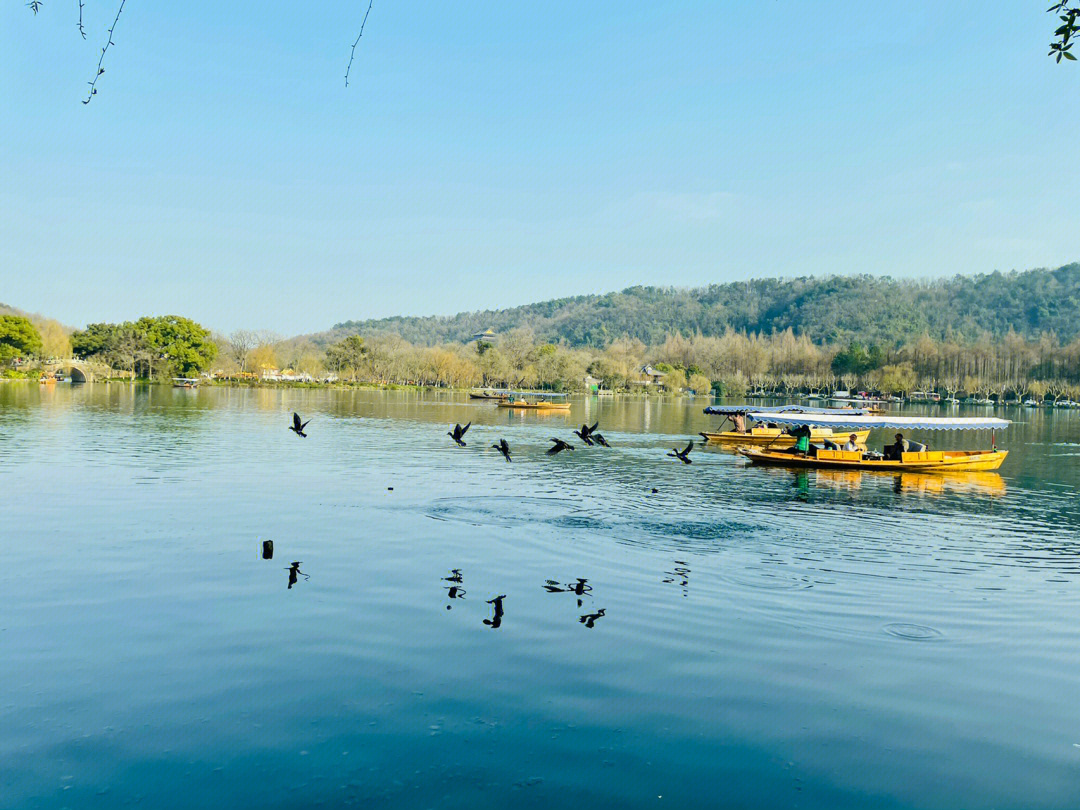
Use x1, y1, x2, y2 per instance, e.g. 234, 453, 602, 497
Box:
662, 561, 692, 598
285, 561, 309, 589
3, 384, 1080, 810
443, 568, 466, 608
483, 594, 506, 629
810, 469, 1008, 497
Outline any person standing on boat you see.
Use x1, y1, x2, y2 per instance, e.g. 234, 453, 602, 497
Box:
783, 424, 812, 455
732, 413, 747, 433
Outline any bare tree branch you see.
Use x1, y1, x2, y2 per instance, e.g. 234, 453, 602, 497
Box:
84, 0, 126, 104
78, 0, 86, 39
345, 0, 374, 88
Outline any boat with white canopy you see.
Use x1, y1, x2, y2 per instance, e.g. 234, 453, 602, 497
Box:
737, 413, 1010, 472
700, 405, 873, 446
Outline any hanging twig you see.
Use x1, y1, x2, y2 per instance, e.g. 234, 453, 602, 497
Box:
84, 0, 126, 104
345, 0, 374, 88
77, 0, 86, 39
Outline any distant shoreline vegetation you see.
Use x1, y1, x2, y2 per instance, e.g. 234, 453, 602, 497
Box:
5, 264, 1080, 400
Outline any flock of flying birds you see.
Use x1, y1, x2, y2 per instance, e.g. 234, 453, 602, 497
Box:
291, 411, 695, 463
278, 410, 694, 608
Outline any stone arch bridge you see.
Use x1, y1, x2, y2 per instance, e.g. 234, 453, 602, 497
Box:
43, 359, 118, 383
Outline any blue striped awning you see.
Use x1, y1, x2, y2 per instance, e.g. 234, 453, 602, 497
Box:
750, 414, 1011, 431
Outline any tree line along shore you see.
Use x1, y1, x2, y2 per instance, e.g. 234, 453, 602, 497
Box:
5, 311, 1080, 403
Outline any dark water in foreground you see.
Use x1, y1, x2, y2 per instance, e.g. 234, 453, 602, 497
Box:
3, 384, 1080, 809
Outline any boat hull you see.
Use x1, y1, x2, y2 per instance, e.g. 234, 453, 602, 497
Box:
701, 428, 871, 446
497, 401, 571, 411
739, 447, 1008, 472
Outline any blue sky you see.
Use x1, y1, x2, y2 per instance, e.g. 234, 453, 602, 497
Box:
2, 1, 1078, 335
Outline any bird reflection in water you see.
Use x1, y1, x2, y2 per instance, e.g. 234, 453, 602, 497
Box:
543, 577, 592, 606
579, 608, 606, 628
662, 561, 691, 597
286, 561, 309, 589
443, 568, 466, 609
484, 595, 506, 628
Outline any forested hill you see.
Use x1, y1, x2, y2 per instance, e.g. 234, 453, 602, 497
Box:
324, 264, 1080, 348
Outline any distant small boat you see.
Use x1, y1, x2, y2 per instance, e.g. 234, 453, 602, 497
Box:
497, 392, 571, 411
1022, 399, 1039, 407
173, 377, 200, 389
944, 397, 960, 404
469, 388, 509, 401
39, 375, 56, 385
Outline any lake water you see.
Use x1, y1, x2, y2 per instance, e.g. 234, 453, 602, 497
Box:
3, 384, 1080, 809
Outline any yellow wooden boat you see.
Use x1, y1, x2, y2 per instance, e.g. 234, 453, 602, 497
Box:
735, 412, 1011, 473
701, 405, 873, 446
739, 446, 1007, 472
700, 426, 870, 446
497, 398, 571, 411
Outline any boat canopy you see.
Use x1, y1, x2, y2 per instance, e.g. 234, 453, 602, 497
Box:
704, 404, 871, 416
748, 414, 1010, 431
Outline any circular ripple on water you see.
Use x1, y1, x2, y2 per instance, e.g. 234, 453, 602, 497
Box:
718, 567, 816, 591
883, 622, 944, 641
426, 495, 581, 528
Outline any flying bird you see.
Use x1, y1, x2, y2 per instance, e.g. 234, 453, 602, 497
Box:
448, 422, 471, 447
668, 440, 694, 464
289, 412, 311, 437
492, 438, 512, 462
548, 438, 575, 455
591, 432, 611, 447
573, 425, 595, 445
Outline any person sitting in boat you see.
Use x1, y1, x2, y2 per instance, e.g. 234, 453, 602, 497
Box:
842, 433, 861, 452
884, 433, 910, 460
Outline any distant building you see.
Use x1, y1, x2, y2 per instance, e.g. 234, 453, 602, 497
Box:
471, 328, 498, 344
633, 365, 667, 386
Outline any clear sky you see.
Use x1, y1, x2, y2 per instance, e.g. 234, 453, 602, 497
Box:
2, 2, 1078, 335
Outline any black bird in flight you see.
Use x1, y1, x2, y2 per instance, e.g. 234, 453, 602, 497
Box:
448, 422, 471, 447
573, 425, 595, 445
444, 425, 470, 451
668, 440, 694, 464
591, 432, 611, 447
290, 412, 311, 437
492, 438, 512, 462
484, 594, 506, 628
548, 438, 575, 455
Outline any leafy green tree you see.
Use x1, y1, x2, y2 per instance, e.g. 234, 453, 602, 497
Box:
325, 335, 368, 379
831, 342, 885, 376
0, 315, 43, 364
135, 315, 217, 376
71, 322, 121, 359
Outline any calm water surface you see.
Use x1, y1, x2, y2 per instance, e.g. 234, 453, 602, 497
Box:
3, 384, 1080, 809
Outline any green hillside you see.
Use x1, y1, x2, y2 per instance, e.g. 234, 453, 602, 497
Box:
326, 264, 1080, 347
